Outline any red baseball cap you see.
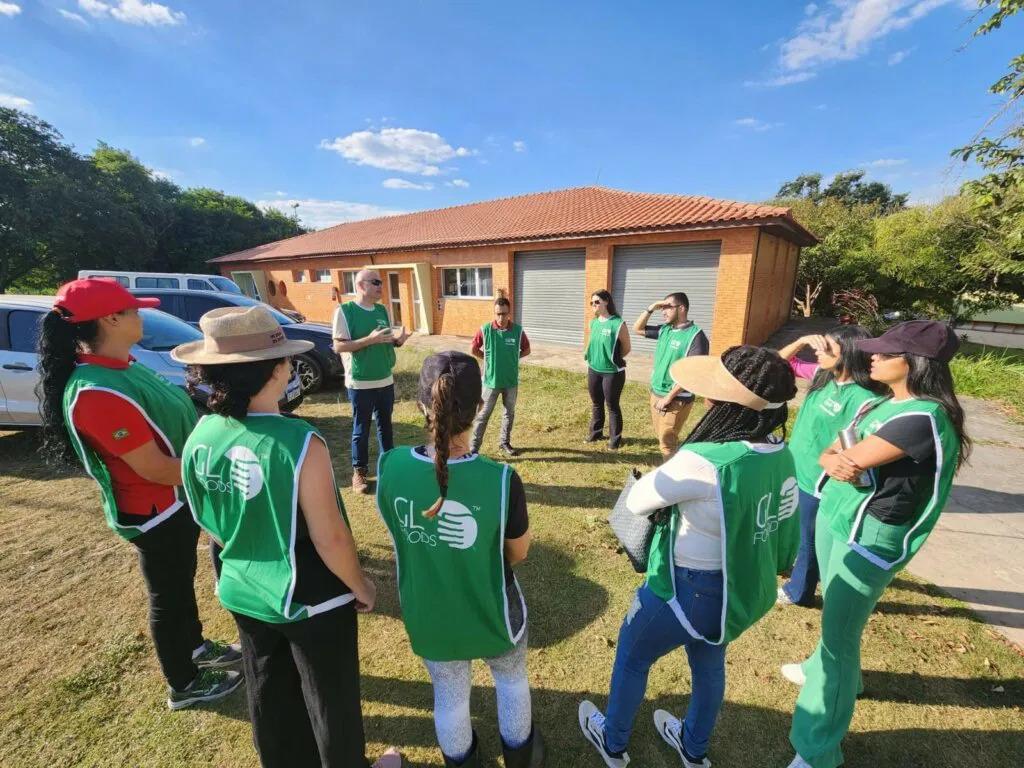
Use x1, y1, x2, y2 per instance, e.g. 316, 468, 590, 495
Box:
53, 278, 160, 323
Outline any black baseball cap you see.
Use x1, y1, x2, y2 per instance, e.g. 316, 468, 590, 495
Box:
858, 320, 960, 362
417, 351, 482, 409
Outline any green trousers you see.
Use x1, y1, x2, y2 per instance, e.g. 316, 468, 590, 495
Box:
789, 519, 895, 768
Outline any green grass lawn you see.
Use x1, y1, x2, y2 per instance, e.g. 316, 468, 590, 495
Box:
952, 342, 1024, 422
1, 346, 1021, 767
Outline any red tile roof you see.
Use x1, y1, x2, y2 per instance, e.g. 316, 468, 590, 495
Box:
211, 186, 816, 263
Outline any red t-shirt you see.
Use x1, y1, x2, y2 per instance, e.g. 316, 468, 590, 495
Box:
471, 322, 531, 357
71, 355, 176, 518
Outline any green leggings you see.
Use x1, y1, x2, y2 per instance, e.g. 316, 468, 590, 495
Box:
789, 520, 895, 768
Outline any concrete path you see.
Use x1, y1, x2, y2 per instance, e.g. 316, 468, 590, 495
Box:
405, 331, 1024, 648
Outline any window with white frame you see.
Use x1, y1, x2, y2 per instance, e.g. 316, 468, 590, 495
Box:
293, 270, 308, 283
341, 271, 358, 294
442, 267, 493, 298
315, 269, 332, 283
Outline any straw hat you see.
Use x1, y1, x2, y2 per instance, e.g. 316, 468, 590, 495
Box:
669, 355, 785, 411
171, 306, 313, 364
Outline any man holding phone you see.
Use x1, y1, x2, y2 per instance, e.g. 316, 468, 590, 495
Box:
633, 292, 709, 460
332, 269, 409, 493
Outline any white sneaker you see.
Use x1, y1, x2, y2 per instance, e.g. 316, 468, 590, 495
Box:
653, 709, 710, 767
781, 663, 807, 687
786, 755, 813, 768
578, 700, 629, 767
776, 586, 794, 605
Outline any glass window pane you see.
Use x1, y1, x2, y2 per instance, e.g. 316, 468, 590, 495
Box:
138, 309, 202, 351
7, 310, 43, 353
187, 279, 208, 290
478, 267, 493, 297
316, 269, 331, 283
444, 269, 459, 297
459, 268, 472, 297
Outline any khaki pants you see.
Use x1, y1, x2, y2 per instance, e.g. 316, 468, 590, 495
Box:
650, 393, 694, 460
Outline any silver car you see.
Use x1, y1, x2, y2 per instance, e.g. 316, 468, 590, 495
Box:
0, 295, 301, 427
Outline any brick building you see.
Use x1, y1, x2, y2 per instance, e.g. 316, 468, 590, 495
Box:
210, 186, 815, 353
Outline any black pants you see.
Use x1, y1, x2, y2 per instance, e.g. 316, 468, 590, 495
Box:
587, 368, 626, 446
131, 507, 205, 691
232, 605, 370, 768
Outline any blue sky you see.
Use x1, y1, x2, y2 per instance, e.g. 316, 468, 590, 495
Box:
2, 0, 1021, 228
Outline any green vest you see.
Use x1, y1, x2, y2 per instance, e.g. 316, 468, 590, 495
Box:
481, 322, 523, 389
790, 380, 880, 495
62, 361, 198, 541
341, 301, 396, 383
182, 413, 354, 623
818, 397, 958, 571
646, 441, 799, 644
377, 447, 522, 661
650, 323, 704, 397
585, 316, 624, 374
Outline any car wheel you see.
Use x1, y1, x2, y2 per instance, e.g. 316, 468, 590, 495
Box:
293, 354, 323, 394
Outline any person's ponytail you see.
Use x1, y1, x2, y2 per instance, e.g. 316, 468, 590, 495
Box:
37, 310, 100, 466
424, 373, 455, 518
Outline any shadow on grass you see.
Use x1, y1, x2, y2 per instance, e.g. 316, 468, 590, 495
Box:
357, 541, 608, 651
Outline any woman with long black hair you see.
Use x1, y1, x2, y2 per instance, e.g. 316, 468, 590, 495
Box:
580, 346, 799, 768
775, 326, 884, 606
785, 321, 970, 768
584, 290, 631, 449
37, 278, 242, 710
176, 306, 401, 768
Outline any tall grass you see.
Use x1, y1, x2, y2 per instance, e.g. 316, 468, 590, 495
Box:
951, 343, 1024, 421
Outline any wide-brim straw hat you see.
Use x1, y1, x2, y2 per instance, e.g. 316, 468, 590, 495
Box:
669, 355, 785, 412
171, 306, 313, 365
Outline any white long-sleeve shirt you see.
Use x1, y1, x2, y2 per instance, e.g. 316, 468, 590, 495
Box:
625, 442, 783, 570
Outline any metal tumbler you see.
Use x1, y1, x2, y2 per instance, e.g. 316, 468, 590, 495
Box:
838, 426, 872, 487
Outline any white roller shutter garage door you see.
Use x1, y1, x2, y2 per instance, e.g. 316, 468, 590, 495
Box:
611, 242, 721, 354
513, 249, 586, 346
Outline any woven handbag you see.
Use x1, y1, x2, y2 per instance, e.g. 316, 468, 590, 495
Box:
608, 468, 669, 573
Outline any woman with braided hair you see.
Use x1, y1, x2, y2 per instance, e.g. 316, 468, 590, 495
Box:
376, 351, 544, 768
580, 346, 800, 768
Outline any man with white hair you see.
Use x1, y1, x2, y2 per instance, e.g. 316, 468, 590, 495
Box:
332, 269, 409, 493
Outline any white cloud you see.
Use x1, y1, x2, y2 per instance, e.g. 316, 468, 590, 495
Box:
0, 2, 21, 17
780, 0, 961, 72
272, 190, 288, 197
59, 9, 89, 24
0, 92, 32, 110
447, 179, 470, 188
804, 3, 818, 14
864, 157, 908, 167
188, 136, 205, 147
734, 117, 783, 132
512, 140, 527, 153
78, 0, 185, 26
320, 127, 475, 176
150, 168, 177, 181
744, 71, 818, 87
887, 48, 913, 65
382, 178, 435, 190
814, 103, 828, 110
257, 199, 405, 230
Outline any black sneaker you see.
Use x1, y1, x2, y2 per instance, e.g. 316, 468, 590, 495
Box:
584, 434, 604, 444
193, 639, 243, 669
167, 668, 244, 711
499, 444, 520, 458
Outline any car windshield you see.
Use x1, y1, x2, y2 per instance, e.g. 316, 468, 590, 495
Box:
228, 294, 296, 324
210, 276, 242, 294
139, 308, 203, 351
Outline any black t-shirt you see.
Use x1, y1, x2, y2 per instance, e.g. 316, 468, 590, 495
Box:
292, 508, 352, 607
413, 446, 529, 634
866, 413, 939, 526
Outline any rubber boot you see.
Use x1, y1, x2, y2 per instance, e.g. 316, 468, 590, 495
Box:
502, 725, 546, 768
442, 732, 481, 768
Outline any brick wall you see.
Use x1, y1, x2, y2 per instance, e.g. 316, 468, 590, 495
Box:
216, 225, 798, 350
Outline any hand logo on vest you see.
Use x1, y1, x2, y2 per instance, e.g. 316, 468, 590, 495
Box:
437, 500, 479, 550
225, 446, 264, 500
754, 476, 799, 543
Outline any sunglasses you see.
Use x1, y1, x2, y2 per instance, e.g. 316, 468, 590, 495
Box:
361, 278, 383, 287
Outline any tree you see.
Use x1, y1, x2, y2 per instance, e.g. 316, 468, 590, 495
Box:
775, 170, 908, 213
777, 197, 880, 316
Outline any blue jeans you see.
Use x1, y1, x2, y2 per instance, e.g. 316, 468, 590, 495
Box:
348, 385, 395, 470
604, 568, 726, 759
781, 489, 821, 606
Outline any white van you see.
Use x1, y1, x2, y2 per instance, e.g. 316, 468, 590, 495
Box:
77, 270, 244, 295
